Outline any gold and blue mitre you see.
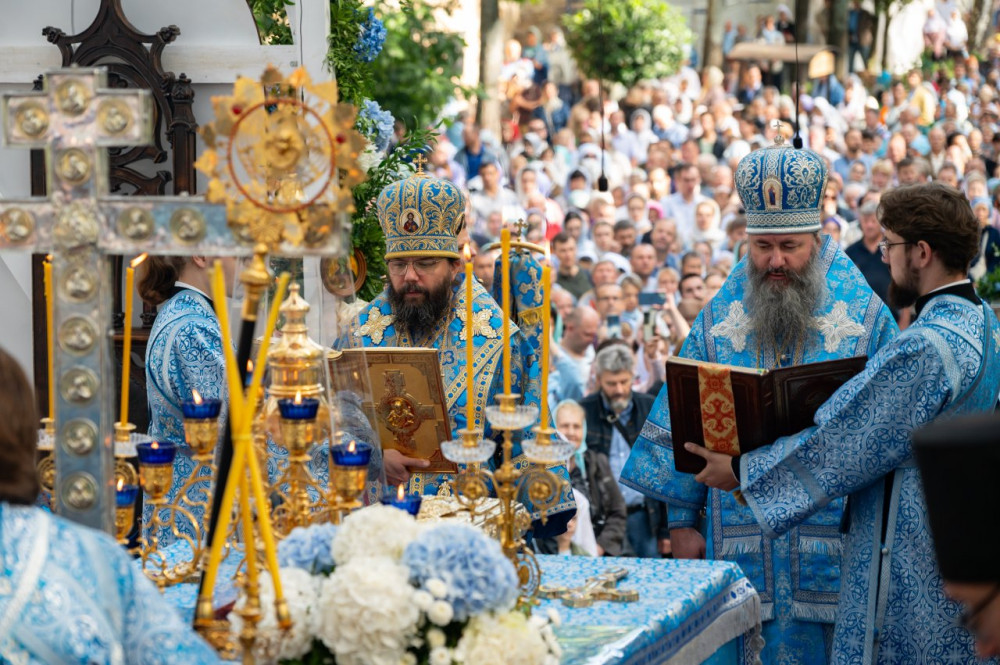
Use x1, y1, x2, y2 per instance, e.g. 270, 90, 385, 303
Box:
734, 139, 829, 235
377, 170, 467, 259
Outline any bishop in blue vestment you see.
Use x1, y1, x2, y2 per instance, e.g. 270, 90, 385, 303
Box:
345, 168, 575, 531
690, 183, 1000, 664
622, 140, 898, 663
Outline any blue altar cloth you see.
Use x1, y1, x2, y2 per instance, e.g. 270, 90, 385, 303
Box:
538, 556, 761, 665
137, 548, 761, 665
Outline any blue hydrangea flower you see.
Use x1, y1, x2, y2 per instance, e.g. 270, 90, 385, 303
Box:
403, 524, 519, 622
278, 523, 338, 574
357, 99, 395, 153
354, 8, 386, 63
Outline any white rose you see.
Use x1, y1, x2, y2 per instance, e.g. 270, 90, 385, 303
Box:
430, 646, 453, 665
427, 627, 447, 649
428, 600, 454, 626
426, 578, 448, 599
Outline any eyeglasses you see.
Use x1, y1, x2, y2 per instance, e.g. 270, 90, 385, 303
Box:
386, 258, 445, 276
878, 239, 914, 258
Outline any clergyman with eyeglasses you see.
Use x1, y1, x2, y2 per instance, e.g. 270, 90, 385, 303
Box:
690, 182, 1000, 664
344, 167, 575, 538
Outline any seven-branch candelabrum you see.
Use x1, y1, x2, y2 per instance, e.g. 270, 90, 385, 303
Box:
442, 393, 571, 599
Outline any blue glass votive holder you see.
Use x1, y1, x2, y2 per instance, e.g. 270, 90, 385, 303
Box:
136, 440, 177, 465
331, 441, 373, 467
278, 397, 320, 420
181, 396, 222, 420
382, 488, 422, 516
115, 483, 139, 507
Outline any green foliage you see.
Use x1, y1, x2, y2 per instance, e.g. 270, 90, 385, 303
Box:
352, 126, 437, 300
368, 0, 476, 128
977, 264, 1000, 302
563, 0, 692, 87
327, 0, 375, 105
247, 0, 294, 45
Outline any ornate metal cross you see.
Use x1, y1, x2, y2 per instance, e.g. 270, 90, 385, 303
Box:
0, 68, 230, 531
538, 568, 640, 608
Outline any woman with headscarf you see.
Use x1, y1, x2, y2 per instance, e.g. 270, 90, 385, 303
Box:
970, 196, 1000, 281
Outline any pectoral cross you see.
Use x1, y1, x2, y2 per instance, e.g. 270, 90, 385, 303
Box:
538, 567, 640, 608
0, 68, 229, 531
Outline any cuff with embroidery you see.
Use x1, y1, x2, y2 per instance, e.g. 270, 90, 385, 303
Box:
667, 505, 699, 530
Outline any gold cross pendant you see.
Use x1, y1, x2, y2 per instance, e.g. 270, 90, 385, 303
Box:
538, 567, 640, 608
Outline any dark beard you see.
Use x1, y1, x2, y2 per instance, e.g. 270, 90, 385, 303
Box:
387, 279, 454, 338
888, 273, 919, 309
744, 247, 826, 352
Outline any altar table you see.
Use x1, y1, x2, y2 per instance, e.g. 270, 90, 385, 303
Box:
142, 550, 761, 665
538, 556, 761, 665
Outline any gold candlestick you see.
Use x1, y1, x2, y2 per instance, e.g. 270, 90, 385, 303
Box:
273, 404, 323, 533
328, 463, 367, 525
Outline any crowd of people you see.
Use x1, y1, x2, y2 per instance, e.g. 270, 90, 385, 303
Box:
421, 6, 1000, 562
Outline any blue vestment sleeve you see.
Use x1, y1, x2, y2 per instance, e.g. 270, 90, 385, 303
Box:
620, 324, 710, 522
741, 333, 951, 540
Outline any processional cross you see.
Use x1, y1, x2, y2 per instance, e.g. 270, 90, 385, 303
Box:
538, 568, 640, 608
0, 68, 230, 530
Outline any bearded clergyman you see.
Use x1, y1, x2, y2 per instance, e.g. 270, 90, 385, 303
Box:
346, 165, 574, 534
621, 138, 898, 663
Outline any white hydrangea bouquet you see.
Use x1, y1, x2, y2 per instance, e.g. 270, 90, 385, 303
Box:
232, 505, 562, 665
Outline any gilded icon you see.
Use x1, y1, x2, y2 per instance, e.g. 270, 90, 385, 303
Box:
60, 368, 99, 404
59, 316, 98, 354
15, 102, 49, 138
55, 78, 91, 116
170, 208, 206, 244
62, 473, 97, 510
0, 208, 35, 243
56, 148, 92, 185
98, 99, 132, 135
63, 419, 98, 455
117, 207, 154, 241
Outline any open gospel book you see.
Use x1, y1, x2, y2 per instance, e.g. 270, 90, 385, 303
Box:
667, 355, 868, 473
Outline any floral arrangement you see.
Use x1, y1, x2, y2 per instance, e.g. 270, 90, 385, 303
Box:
234, 506, 562, 665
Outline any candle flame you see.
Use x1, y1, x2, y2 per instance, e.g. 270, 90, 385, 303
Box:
294, 389, 302, 405
130, 253, 148, 269
192, 389, 203, 405
463, 243, 472, 261
45, 254, 53, 263
117, 478, 124, 491
151, 441, 159, 450
544, 245, 551, 263
397, 485, 405, 501
348, 439, 356, 453
247, 360, 254, 375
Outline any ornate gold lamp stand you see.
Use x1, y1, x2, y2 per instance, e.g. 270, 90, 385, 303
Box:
328, 438, 373, 523
443, 394, 571, 597
272, 393, 323, 532
134, 397, 221, 590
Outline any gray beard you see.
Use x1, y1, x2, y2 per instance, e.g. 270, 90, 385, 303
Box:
744, 249, 826, 353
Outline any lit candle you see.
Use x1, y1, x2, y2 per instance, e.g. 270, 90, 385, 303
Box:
540, 248, 552, 426
120, 253, 147, 426
136, 440, 177, 466
331, 439, 373, 466
278, 389, 320, 420
115, 478, 139, 507
463, 244, 476, 429
181, 389, 222, 420
381, 484, 423, 516
43, 256, 55, 421
501, 226, 512, 395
